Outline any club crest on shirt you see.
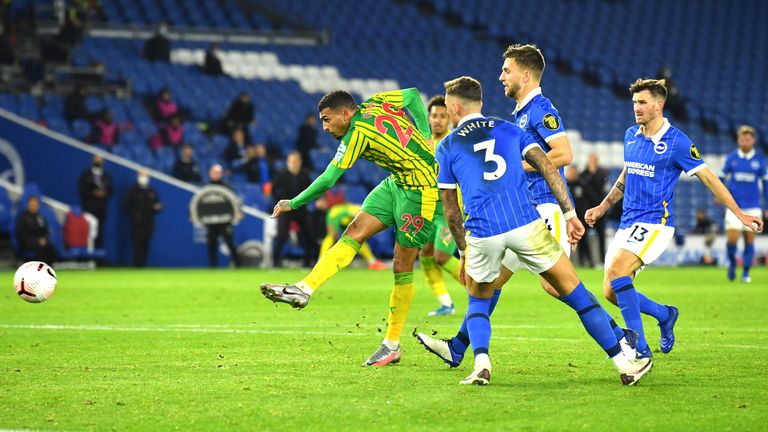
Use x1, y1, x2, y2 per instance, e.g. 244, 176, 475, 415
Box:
542, 113, 560, 130
653, 141, 667, 154
690, 144, 702, 160
751, 160, 760, 170
518, 113, 529, 128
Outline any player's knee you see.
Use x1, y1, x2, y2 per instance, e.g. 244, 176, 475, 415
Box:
434, 250, 450, 265
469, 282, 494, 299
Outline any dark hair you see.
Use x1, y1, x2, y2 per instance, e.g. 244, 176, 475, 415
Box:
317, 90, 357, 112
502, 44, 546, 81
443, 76, 482, 102
427, 95, 446, 113
629, 78, 668, 100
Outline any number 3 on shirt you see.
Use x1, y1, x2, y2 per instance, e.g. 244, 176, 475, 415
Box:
375, 102, 414, 149
473, 139, 507, 180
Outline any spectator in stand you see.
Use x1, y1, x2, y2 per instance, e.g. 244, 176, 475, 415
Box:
172, 144, 203, 183
78, 154, 112, 247
565, 165, 590, 266
14, 196, 56, 263
222, 92, 254, 135
206, 164, 241, 268
151, 88, 179, 124
0, 26, 15, 65
86, 110, 119, 148
223, 128, 251, 170
237, 144, 272, 186
693, 208, 716, 234
123, 170, 162, 267
144, 22, 170, 62
657, 65, 687, 121
271, 151, 317, 267
150, 115, 184, 150
63, 205, 90, 251
580, 153, 609, 260
295, 113, 319, 172
203, 42, 224, 76
64, 85, 91, 123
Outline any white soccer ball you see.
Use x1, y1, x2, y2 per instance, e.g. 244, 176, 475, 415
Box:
14, 261, 57, 303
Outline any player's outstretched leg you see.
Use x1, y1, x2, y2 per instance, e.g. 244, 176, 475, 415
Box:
260, 235, 361, 308
543, 255, 651, 385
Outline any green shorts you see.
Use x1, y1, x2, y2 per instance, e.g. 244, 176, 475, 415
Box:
361, 177, 437, 249
326, 203, 361, 233
431, 201, 457, 255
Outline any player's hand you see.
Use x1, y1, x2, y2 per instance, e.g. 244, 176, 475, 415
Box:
458, 255, 467, 287
584, 204, 606, 227
566, 217, 585, 245
271, 200, 293, 218
739, 212, 764, 233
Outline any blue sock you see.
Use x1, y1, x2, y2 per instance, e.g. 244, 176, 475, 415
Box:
465, 295, 492, 358
637, 291, 669, 323
743, 243, 755, 275
611, 276, 649, 353
452, 290, 501, 354
560, 282, 622, 357
585, 289, 625, 342
726, 244, 737, 268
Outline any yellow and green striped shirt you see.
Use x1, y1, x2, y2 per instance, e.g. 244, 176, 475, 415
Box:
331, 88, 437, 190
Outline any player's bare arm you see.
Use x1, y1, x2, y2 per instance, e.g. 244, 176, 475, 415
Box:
524, 147, 574, 214
585, 167, 626, 226
525, 146, 584, 243
440, 188, 468, 284
522, 135, 573, 172
695, 167, 764, 232
440, 188, 466, 253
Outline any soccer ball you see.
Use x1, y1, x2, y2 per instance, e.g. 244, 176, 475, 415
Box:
14, 261, 57, 303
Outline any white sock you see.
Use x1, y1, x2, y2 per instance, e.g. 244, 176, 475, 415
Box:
383, 339, 400, 350
475, 353, 491, 371
438, 293, 453, 307
295, 281, 313, 295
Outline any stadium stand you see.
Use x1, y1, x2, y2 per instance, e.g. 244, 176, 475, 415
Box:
1, 0, 764, 259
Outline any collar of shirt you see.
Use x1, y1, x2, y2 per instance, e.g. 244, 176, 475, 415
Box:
737, 148, 755, 159
634, 117, 671, 144
512, 87, 542, 115
456, 112, 485, 128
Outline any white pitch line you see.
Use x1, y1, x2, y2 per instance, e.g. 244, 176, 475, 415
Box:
1, 324, 767, 350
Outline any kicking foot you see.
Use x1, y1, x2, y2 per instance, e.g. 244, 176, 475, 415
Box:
259, 283, 310, 309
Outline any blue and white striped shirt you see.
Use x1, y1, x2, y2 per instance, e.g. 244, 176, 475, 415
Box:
621, 119, 706, 228
510, 87, 570, 206
436, 113, 541, 238
720, 149, 768, 210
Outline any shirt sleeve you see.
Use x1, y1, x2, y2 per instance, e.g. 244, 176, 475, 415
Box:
673, 136, 707, 176
435, 139, 457, 189
289, 164, 347, 209
519, 129, 541, 157
330, 129, 367, 170
719, 154, 733, 180
531, 105, 566, 143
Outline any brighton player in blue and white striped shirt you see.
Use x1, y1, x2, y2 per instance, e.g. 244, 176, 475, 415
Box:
720, 125, 768, 283
430, 76, 650, 386
586, 79, 763, 360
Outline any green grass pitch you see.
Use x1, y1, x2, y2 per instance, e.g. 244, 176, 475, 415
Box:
1, 266, 766, 431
